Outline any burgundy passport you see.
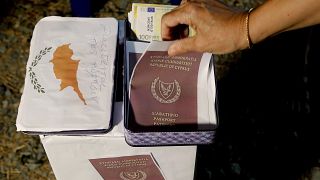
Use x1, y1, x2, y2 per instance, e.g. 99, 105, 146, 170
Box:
89, 154, 165, 180
130, 51, 203, 126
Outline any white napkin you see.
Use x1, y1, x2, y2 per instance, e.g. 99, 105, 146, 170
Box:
16, 17, 118, 132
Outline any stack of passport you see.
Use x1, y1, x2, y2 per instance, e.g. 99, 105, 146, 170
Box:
124, 40, 218, 146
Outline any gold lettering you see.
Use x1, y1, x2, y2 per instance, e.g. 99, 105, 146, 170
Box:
149, 55, 197, 72
151, 111, 179, 118
174, 65, 190, 71
150, 55, 198, 62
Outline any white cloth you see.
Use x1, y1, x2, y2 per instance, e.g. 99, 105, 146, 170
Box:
17, 17, 118, 132
41, 103, 197, 180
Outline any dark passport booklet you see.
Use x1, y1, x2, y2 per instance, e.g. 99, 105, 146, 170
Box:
89, 154, 165, 180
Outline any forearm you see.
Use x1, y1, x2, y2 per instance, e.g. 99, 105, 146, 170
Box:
161, 0, 320, 55
250, 0, 320, 44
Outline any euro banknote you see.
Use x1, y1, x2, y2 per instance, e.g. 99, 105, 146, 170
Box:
128, 3, 195, 41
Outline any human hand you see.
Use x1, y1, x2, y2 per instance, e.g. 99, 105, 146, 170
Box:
161, 0, 248, 56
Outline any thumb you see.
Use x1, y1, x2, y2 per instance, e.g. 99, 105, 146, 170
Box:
168, 37, 197, 56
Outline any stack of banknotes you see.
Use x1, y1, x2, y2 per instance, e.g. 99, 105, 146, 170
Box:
128, 3, 195, 41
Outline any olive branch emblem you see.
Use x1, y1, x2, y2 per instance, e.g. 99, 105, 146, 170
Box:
28, 47, 52, 93
151, 77, 181, 104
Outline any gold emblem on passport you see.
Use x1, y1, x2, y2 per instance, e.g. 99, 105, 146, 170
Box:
151, 77, 181, 103
119, 170, 147, 180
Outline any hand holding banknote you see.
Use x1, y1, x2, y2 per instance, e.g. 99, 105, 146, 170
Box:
162, 0, 320, 56
161, 1, 247, 56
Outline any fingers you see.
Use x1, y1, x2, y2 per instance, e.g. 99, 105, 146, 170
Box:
168, 37, 198, 56
161, 3, 200, 40
180, 0, 188, 5
161, 6, 188, 40
161, 2, 206, 55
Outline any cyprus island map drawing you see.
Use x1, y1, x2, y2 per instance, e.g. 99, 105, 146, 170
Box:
50, 44, 87, 105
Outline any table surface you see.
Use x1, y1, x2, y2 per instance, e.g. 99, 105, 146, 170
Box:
40, 103, 197, 180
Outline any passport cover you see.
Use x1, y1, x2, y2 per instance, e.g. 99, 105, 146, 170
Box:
89, 154, 165, 180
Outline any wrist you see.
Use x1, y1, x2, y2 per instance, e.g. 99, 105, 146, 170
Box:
237, 8, 254, 51
234, 11, 250, 51
246, 8, 254, 48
